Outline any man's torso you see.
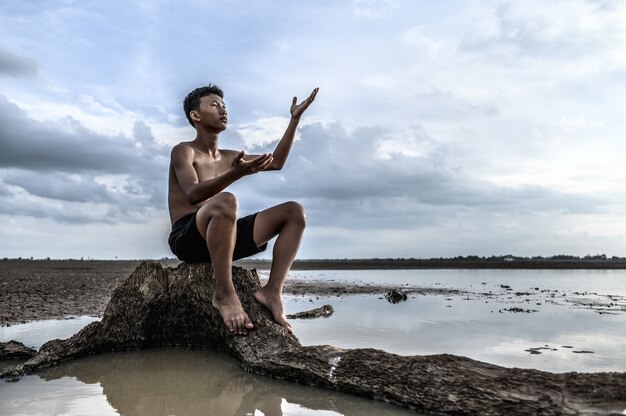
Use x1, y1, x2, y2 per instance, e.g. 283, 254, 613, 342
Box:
168, 142, 237, 224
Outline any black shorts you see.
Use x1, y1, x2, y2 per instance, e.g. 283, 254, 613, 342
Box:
168, 211, 267, 263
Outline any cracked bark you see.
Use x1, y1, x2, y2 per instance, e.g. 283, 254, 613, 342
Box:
2, 261, 625, 415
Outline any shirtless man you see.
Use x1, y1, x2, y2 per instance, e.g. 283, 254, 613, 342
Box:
168, 84, 319, 335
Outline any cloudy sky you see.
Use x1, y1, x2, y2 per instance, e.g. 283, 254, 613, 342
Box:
1, 0, 625, 260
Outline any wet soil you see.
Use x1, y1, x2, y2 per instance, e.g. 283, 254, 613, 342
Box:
1, 260, 625, 327
0, 260, 144, 326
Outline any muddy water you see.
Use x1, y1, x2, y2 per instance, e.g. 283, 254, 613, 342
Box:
281, 269, 626, 373
1, 344, 417, 415
288, 294, 626, 373
0, 317, 418, 416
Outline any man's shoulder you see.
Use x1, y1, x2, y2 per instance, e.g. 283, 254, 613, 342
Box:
172, 141, 194, 150
171, 141, 194, 156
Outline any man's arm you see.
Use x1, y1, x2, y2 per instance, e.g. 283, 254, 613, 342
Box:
171, 144, 272, 205
248, 87, 319, 171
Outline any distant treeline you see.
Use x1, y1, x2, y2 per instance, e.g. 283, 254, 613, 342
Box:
3, 255, 626, 269
259, 254, 626, 270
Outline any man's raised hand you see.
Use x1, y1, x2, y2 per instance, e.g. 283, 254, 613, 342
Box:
290, 87, 319, 119
232, 151, 274, 177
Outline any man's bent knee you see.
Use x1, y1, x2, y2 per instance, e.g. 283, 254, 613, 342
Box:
198, 192, 239, 224
285, 201, 306, 227
213, 192, 238, 209
212, 193, 238, 221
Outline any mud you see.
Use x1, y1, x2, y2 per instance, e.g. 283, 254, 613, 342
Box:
1, 260, 625, 328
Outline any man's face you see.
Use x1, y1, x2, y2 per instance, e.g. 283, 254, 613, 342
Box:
194, 94, 228, 131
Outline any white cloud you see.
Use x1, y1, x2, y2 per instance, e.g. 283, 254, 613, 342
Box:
235, 116, 294, 148
353, 0, 396, 19
401, 26, 452, 59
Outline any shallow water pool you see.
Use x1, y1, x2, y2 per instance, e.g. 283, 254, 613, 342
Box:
1, 345, 418, 416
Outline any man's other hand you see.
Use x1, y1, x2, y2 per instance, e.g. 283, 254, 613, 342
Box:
232, 151, 274, 177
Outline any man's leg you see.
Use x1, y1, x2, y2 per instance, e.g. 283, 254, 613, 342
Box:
252, 201, 306, 332
196, 192, 253, 335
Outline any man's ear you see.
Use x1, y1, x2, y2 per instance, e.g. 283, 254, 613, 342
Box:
190, 110, 200, 123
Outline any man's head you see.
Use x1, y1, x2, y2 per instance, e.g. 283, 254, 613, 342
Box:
183, 84, 225, 127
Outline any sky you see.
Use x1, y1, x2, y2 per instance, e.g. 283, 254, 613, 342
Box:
1, 0, 625, 260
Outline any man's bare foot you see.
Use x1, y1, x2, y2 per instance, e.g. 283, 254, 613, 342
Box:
212, 290, 254, 335
254, 287, 292, 333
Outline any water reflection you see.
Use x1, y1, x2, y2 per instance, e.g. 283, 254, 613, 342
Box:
14, 348, 416, 416
289, 295, 626, 373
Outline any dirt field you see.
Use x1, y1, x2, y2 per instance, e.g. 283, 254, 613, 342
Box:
0, 260, 144, 326
2, 259, 624, 327
1, 259, 428, 326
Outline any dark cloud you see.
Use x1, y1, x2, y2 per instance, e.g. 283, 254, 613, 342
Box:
0, 47, 38, 78
0, 96, 168, 173
3, 170, 114, 203
0, 97, 605, 229
239, 122, 603, 229
0, 96, 168, 224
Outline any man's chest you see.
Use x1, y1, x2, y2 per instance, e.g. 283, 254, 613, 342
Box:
192, 154, 233, 181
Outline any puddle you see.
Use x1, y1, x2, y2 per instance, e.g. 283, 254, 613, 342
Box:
286, 294, 626, 373
0, 316, 99, 350
1, 321, 417, 416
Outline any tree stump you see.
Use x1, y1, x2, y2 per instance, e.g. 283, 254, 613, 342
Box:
2, 261, 626, 415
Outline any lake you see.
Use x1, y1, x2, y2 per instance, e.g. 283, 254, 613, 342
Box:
2, 268, 625, 415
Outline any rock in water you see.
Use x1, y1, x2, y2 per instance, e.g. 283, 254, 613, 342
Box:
287, 304, 334, 319
385, 289, 408, 303
3, 261, 626, 415
0, 340, 37, 359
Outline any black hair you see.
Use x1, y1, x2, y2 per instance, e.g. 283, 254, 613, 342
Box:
183, 84, 224, 127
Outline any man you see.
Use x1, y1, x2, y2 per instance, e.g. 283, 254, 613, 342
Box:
168, 84, 318, 335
